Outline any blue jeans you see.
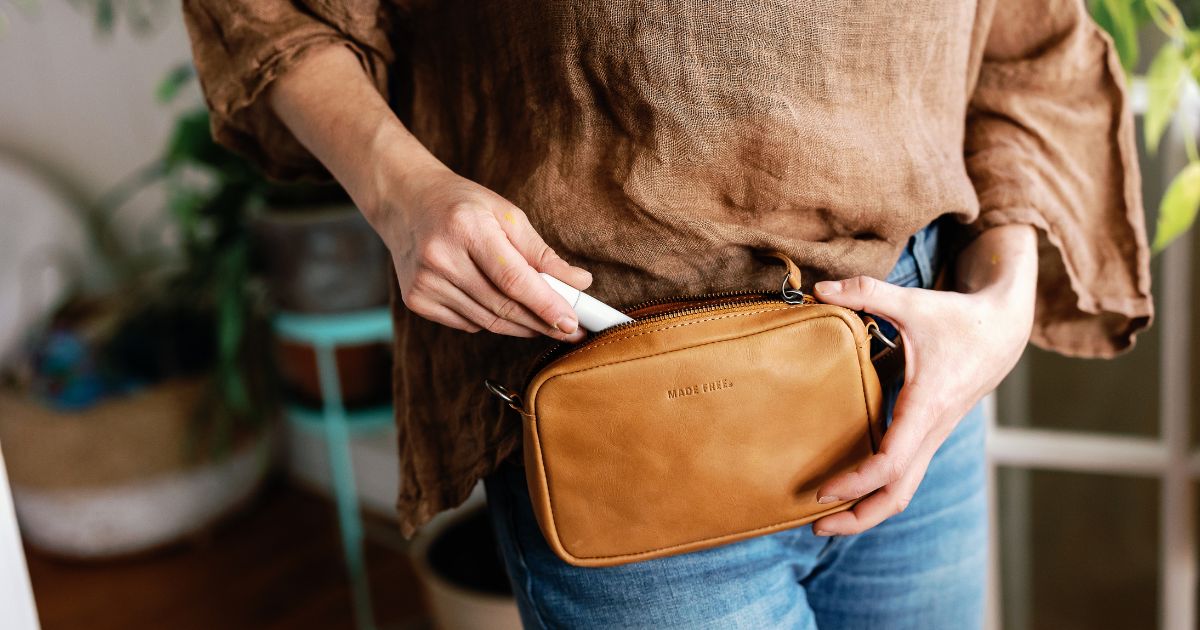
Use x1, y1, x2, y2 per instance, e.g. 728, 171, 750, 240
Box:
483, 217, 987, 629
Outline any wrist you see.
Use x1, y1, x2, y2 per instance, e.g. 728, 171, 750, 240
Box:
361, 119, 449, 227
955, 224, 1038, 299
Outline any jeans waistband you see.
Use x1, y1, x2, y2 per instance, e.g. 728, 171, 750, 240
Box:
871, 217, 949, 356
885, 216, 947, 290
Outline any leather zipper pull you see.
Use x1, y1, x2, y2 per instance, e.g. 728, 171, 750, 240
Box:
758, 250, 815, 305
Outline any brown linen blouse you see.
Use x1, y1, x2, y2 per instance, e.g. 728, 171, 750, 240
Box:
182, 0, 1154, 537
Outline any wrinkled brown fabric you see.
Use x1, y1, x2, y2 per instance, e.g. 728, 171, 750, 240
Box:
182, 0, 1154, 537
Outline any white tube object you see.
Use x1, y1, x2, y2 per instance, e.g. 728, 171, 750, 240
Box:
540, 273, 634, 332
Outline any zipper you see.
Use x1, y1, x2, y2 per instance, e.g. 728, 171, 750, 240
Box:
523, 289, 816, 383
485, 273, 893, 413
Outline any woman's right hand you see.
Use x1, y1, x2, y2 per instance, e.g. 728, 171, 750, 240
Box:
267, 44, 590, 342
370, 163, 592, 342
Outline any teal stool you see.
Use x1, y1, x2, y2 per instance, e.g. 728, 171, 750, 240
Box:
274, 308, 393, 630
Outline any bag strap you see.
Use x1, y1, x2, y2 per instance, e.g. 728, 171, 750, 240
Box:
758, 250, 813, 304
763, 249, 904, 379
761, 250, 804, 291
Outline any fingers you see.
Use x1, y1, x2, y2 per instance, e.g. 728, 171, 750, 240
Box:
810, 440, 937, 536
810, 381, 952, 536
814, 382, 933, 503
428, 251, 559, 337
393, 174, 595, 340
411, 264, 584, 340
497, 206, 593, 290
400, 296, 482, 334
433, 279, 544, 338
814, 275, 914, 324
469, 227, 583, 336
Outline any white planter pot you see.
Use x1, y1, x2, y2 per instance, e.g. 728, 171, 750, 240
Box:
11, 435, 269, 558
0, 380, 273, 559
410, 504, 523, 630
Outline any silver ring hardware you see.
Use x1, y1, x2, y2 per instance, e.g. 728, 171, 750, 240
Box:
484, 378, 525, 412
868, 324, 898, 350
781, 272, 806, 304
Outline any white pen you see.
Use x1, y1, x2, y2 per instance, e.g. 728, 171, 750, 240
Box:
540, 273, 634, 332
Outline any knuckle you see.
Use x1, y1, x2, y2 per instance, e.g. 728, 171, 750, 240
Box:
455, 322, 482, 334
408, 270, 437, 294
402, 294, 432, 317
533, 243, 559, 268
883, 456, 908, 484
445, 202, 488, 236
483, 314, 509, 335
495, 260, 529, 295
851, 275, 877, 296
504, 205, 529, 224
446, 199, 485, 221
494, 297, 522, 322
416, 241, 451, 271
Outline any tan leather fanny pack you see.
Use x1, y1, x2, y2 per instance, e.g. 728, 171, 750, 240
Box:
485, 252, 890, 568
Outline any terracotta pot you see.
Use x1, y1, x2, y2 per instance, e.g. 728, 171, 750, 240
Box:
273, 339, 392, 409
251, 204, 390, 314
411, 504, 522, 630
0, 379, 271, 559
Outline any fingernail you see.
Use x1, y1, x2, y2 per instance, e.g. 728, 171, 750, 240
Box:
815, 281, 842, 295
554, 317, 578, 334
814, 529, 834, 537
817, 495, 838, 504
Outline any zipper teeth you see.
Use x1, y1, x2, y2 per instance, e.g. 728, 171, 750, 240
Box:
524, 290, 814, 381
619, 288, 765, 314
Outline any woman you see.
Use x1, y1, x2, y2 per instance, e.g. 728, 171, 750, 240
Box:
183, 1, 1153, 627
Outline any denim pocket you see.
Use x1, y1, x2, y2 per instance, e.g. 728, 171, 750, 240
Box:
870, 219, 943, 356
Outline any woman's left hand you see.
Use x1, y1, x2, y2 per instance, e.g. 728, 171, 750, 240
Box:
807, 224, 1039, 537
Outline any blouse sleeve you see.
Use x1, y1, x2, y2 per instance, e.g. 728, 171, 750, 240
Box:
181, 0, 394, 180
964, 0, 1154, 358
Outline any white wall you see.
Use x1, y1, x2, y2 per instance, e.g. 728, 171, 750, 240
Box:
0, 1, 198, 361
0, 0, 197, 204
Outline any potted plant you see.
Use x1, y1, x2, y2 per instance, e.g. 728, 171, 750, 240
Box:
1091, 0, 1200, 250
0, 82, 283, 558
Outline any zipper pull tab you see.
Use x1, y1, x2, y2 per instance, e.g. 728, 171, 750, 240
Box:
781, 271, 807, 304
780, 271, 816, 305
484, 379, 526, 413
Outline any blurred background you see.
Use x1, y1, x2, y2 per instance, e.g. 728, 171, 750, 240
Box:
1, 2, 1200, 630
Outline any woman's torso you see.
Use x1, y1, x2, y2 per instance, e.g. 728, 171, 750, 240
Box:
394, 0, 985, 301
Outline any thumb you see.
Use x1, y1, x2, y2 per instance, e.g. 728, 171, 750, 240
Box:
814, 275, 906, 323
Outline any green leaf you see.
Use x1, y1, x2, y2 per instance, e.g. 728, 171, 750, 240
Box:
156, 64, 195, 104
1145, 44, 1187, 154
1100, 0, 1142, 71
1153, 160, 1200, 252
164, 109, 213, 165
94, 0, 114, 34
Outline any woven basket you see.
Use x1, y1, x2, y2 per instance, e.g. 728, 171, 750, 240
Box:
0, 379, 271, 558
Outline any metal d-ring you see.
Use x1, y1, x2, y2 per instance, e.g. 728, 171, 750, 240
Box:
866, 321, 899, 350
484, 379, 525, 412
781, 272, 806, 304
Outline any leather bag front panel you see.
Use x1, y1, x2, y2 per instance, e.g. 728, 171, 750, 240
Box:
522, 304, 883, 566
